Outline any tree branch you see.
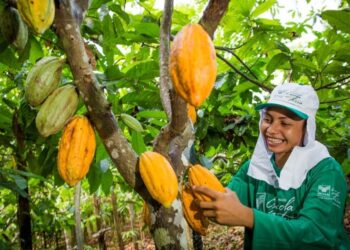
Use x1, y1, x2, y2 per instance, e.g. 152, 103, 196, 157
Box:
199, 0, 230, 38
315, 75, 350, 90
216, 45, 259, 80
54, 1, 148, 199
216, 53, 273, 92
320, 96, 350, 104
159, 0, 173, 119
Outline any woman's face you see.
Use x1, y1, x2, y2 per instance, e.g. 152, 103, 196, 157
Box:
260, 107, 306, 158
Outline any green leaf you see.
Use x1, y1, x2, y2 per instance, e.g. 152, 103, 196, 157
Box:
0, 106, 12, 130
291, 56, 317, 71
87, 162, 102, 194
266, 53, 290, 74
255, 18, 284, 31
10, 174, 27, 190
121, 90, 161, 108
136, 110, 167, 119
134, 22, 160, 38
131, 131, 146, 155
125, 60, 159, 80
109, 3, 130, 24
101, 169, 113, 195
321, 10, 350, 34
251, 0, 276, 18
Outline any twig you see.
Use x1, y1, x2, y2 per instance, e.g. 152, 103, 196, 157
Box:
315, 76, 350, 90
320, 96, 350, 104
216, 46, 259, 80
216, 53, 272, 92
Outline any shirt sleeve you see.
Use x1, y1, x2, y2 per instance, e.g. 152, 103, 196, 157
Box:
226, 160, 251, 206
251, 159, 349, 250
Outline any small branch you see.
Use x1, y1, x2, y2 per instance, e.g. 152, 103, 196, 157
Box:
159, 0, 174, 119
320, 96, 350, 104
216, 53, 272, 92
315, 75, 350, 90
216, 46, 259, 80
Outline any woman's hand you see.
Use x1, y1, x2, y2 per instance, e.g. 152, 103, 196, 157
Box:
192, 185, 254, 228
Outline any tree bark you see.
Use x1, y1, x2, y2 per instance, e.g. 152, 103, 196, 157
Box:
74, 182, 84, 250
53, 0, 231, 249
12, 110, 32, 250
93, 194, 107, 250
111, 188, 124, 250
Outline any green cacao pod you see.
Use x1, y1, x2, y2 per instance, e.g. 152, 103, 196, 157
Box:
0, 6, 19, 44
120, 113, 144, 132
25, 56, 65, 107
36, 85, 79, 137
17, 0, 55, 34
13, 10, 28, 50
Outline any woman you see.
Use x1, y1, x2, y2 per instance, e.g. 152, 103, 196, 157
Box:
193, 83, 350, 249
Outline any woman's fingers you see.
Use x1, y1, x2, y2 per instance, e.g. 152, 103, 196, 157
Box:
192, 185, 220, 200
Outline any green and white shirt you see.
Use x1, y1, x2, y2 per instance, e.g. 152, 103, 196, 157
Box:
227, 157, 350, 250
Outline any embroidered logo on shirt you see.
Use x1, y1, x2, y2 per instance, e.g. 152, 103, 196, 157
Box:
317, 185, 341, 208
256, 193, 296, 218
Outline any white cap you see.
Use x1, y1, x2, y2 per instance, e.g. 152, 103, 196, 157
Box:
256, 83, 319, 145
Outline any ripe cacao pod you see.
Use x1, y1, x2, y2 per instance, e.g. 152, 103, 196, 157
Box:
181, 185, 208, 235
25, 56, 65, 107
57, 116, 96, 187
139, 151, 178, 208
36, 85, 79, 137
17, 0, 55, 34
187, 104, 197, 124
188, 164, 225, 202
169, 23, 217, 107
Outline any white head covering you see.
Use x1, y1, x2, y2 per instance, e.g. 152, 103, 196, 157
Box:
247, 83, 330, 190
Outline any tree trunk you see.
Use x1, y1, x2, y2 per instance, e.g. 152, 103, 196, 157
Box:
53, 0, 230, 249
13, 110, 32, 250
128, 203, 139, 250
111, 188, 124, 250
93, 194, 107, 250
74, 182, 84, 250
64, 229, 72, 250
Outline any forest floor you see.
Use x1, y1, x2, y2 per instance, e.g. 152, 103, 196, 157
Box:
124, 201, 350, 250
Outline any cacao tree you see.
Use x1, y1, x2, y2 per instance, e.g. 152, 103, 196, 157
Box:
0, 0, 350, 249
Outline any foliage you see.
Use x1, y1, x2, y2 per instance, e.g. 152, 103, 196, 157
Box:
0, 0, 349, 247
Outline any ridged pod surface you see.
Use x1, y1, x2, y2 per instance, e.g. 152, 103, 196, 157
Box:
187, 104, 197, 124
139, 151, 178, 208
17, 0, 55, 34
188, 164, 225, 201
36, 85, 79, 137
12, 8, 28, 50
25, 56, 65, 106
169, 24, 217, 107
181, 185, 208, 235
58, 116, 96, 187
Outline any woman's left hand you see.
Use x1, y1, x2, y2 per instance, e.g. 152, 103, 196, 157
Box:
192, 185, 254, 228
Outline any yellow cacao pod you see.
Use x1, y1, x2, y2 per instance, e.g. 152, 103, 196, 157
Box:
57, 116, 96, 187
169, 23, 217, 107
181, 185, 208, 235
36, 85, 79, 137
139, 151, 178, 208
187, 104, 197, 124
17, 0, 55, 34
188, 164, 225, 202
25, 56, 65, 107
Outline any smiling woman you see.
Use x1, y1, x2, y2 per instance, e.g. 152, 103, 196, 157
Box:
193, 82, 350, 250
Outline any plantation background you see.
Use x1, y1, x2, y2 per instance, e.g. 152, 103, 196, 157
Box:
1, 0, 350, 249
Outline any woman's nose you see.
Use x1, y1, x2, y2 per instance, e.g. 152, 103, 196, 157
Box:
267, 122, 279, 134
